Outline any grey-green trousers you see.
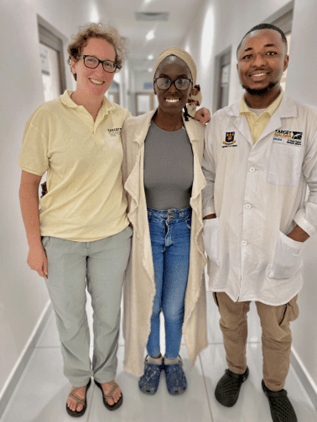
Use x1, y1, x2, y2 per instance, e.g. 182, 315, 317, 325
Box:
42, 226, 132, 387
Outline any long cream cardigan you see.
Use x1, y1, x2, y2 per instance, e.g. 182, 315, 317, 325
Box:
122, 110, 208, 377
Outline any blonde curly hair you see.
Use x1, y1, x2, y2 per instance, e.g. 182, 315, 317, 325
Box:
67, 23, 128, 80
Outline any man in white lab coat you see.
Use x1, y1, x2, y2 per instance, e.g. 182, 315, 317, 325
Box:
202, 23, 317, 422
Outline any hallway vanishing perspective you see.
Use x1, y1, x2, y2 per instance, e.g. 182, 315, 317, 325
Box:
1, 0, 317, 420
2, 293, 316, 422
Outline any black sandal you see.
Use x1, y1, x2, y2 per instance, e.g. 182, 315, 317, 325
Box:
66, 378, 91, 417
94, 379, 123, 411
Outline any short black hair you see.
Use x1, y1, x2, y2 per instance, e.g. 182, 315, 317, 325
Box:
236, 23, 288, 57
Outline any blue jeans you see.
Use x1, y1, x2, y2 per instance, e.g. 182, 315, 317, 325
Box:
146, 207, 191, 360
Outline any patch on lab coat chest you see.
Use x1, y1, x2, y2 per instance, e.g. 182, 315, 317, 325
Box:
222, 132, 237, 148
273, 129, 303, 146
268, 130, 304, 187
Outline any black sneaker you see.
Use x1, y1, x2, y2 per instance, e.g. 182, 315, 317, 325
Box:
262, 380, 297, 422
215, 367, 249, 407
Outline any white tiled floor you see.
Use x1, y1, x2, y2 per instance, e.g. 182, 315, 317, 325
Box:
2, 293, 316, 422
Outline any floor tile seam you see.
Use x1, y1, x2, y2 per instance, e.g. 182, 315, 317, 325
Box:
198, 354, 214, 422
207, 341, 262, 345
34, 345, 126, 349
86, 382, 96, 421
35, 345, 61, 349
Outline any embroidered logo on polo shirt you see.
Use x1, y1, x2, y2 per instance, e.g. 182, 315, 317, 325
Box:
222, 132, 237, 148
108, 128, 122, 137
273, 129, 303, 146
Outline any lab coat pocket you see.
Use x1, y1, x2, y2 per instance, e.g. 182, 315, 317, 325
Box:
203, 217, 220, 265
267, 143, 304, 187
279, 295, 299, 326
268, 231, 303, 280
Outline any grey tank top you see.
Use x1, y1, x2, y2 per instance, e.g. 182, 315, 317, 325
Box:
144, 121, 193, 210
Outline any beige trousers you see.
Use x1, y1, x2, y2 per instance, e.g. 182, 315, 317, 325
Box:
214, 292, 299, 391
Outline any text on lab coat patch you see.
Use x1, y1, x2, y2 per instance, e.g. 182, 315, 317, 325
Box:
273, 129, 303, 146
222, 131, 237, 148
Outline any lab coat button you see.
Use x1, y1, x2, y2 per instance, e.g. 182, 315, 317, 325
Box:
245, 204, 252, 210
242, 240, 248, 246
250, 167, 255, 173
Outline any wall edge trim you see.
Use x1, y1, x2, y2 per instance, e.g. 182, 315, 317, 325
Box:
291, 347, 317, 411
0, 301, 52, 418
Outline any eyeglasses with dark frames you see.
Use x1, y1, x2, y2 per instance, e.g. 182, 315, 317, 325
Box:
154, 77, 193, 91
78, 55, 119, 73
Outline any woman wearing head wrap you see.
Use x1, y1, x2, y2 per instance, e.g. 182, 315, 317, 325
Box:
122, 47, 208, 396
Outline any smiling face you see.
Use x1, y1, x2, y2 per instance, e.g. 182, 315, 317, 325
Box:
154, 56, 193, 116
71, 37, 116, 99
237, 29, 289, 100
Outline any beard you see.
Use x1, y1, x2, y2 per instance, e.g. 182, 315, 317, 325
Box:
242, 81, 278, 96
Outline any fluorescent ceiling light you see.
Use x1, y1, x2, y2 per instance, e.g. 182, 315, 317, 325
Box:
90, 7, 99, 22
146, 30, 155, 41
147, 54, 154, 60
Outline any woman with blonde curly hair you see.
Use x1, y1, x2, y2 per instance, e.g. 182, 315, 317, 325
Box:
19, 23, 131, 416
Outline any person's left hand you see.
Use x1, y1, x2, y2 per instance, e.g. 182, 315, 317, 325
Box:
194, 107, 211, 124
287, 225, 309, 242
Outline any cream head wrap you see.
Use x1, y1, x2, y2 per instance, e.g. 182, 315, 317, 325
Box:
153, 47, 202, 118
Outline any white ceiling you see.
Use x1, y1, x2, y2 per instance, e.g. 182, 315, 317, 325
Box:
97, 0, 205, 70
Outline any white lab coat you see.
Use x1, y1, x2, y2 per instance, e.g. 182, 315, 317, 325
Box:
202, 95, 317, 305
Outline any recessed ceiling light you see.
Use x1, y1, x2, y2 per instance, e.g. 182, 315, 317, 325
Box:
146, 30, 155, 41
148, 68, 153, 72
135, 12, 169, 21
147, 54, 154, 60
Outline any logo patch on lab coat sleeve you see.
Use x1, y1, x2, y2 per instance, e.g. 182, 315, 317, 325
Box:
273, 129, 303, 146
222, 132, 237, 148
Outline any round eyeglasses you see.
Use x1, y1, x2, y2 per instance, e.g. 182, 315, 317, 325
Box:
78, 55, 119, 73
154, 77, 193, 91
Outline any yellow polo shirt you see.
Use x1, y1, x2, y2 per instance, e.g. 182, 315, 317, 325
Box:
240, 90, 284, 144
19, 90, 131, 241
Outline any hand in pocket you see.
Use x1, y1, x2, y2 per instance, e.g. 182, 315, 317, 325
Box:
268, 231, 303, 279
203, 217, 220, 265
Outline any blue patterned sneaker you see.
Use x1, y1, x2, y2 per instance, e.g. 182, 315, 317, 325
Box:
139, 355, 164, 395
164, 356, 187, 395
